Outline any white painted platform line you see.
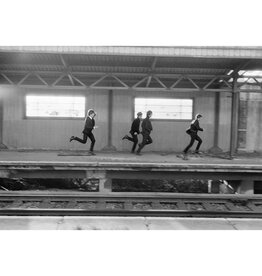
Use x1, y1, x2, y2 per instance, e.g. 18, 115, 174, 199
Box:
1, 216, 262, 230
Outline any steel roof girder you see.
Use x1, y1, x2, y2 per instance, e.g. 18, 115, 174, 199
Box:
0, 73, 14, 84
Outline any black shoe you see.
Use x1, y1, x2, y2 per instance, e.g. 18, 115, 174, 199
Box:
177, 153, 188, 160
89, 151, 96, 156
182, 153, 189, 160
136, 152, 142, 156
122, 135, 128, 140
70, 136, 75, 142
194, 151, 200, 154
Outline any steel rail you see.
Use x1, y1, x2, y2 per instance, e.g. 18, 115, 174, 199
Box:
1, 193, 262, 218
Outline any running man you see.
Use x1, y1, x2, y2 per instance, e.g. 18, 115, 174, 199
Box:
70, 109, 96, 155
136, 110, 153, 155
182, 113, 203, 158
122, 112, 142, 153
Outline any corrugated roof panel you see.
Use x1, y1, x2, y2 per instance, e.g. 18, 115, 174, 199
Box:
0, 52, 62, 66
1, 46, 262, 59
66, 54, 151, 67
0, 64, 64, 72
1, 47, 262, 89
156, 56, 242, 70
155, 67, 225, 75
70, 65, 148, 74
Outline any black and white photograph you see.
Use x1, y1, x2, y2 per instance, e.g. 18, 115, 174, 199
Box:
1, 0, 262, 275
1, 45, 262, 229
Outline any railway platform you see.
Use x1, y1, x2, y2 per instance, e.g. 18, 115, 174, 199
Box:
1, 216, 262, 230
0, 150, 261, 194
0, 149, 261, 164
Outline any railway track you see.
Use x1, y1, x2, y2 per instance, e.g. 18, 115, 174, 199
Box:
1, 192, 262, 218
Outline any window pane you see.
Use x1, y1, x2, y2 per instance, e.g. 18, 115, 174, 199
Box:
134, 98, 193, 120
26, 95, 86, 118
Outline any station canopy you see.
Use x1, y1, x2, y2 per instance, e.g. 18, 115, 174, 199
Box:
0, 46, 262, 93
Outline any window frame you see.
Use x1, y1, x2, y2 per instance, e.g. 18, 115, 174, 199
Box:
133, 96, 195, 122
23, 93, 87, 120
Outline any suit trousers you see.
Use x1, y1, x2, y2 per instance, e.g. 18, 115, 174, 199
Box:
137, 132, 153, 153
126, 133, 139, 152
183, 132, 202, 154
73, 131, 96, 151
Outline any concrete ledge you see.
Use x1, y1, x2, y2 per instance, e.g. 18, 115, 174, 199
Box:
0, 151, 261, 180
1, 216, 262, 230
0, 161, 262, 171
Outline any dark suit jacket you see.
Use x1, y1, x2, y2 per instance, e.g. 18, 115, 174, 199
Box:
188, 119, 203, 134
83, 117, 95, 134
130, 118, 141, 134
141, 117, 153, 134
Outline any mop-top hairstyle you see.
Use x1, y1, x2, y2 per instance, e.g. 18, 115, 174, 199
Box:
88, 109, 95, 116
137, 112, 143, 116
146, 110, 153, 116
195, 113, 202, 119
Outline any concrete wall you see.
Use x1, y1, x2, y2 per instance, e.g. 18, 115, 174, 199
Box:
0, 86, 233, 152
1, 87, 108, 150
113, 90, 217, 152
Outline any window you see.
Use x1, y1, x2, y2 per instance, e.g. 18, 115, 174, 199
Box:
25, 95, 86, 118
134, 98, 193, 120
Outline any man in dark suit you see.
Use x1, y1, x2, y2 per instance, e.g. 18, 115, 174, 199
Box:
122, 112, 143, 153
136, 110, 153, 155
183, 113, 203, 157
70, 109, 96, 155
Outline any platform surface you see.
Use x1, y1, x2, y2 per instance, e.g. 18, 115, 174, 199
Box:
0, 150, 261, 166
1, 216, 262, 230
0, 150, 261, 180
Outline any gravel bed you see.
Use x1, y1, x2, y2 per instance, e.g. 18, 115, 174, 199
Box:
132, 202, 152, 210
75, 201, 97, 209
106, 202, 124, 209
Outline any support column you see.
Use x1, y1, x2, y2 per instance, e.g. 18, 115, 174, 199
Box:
0, 97, 7, 149
229, 77, 240, 158
237, 180, 254, 195
102, 89, 117, 151
86, 170, 112, 194
99, 178, 112, 194
208, 92, 222, 154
